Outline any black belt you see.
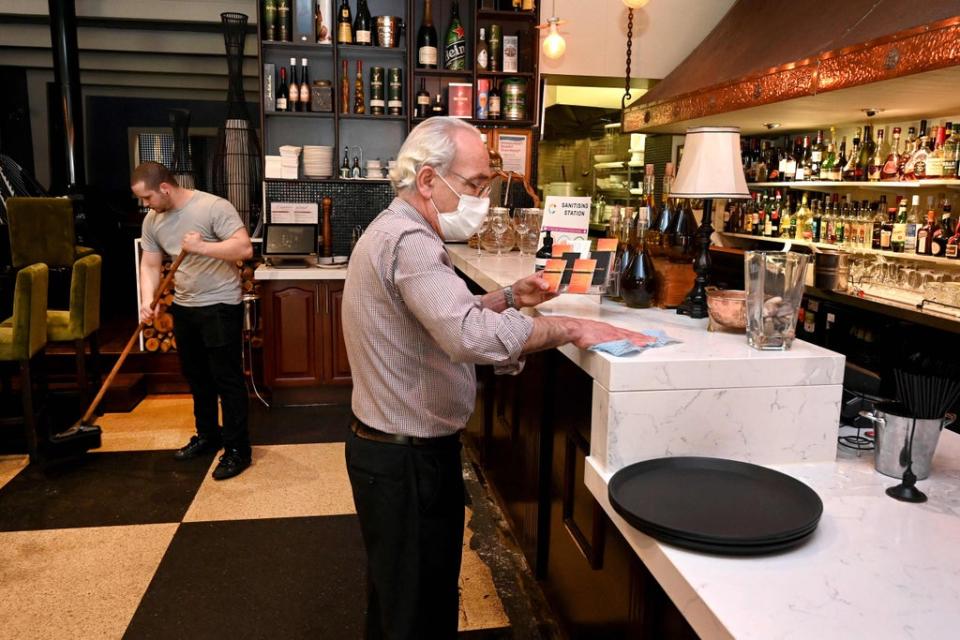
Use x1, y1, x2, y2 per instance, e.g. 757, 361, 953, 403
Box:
350, 420, 460, 447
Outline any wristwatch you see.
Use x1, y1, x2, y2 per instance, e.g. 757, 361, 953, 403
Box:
503, 285, 517, 309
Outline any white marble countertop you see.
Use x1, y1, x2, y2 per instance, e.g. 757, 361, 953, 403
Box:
255, 264, 347, 280
446, 244, 845, 391
585, 431, 960, 640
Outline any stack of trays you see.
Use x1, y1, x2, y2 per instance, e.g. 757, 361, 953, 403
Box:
303, 146, 334, 178
608, 456, 822, 555
278, 145, 301, 180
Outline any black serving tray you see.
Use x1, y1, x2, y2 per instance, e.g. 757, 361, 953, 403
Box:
609, 456, 823, 549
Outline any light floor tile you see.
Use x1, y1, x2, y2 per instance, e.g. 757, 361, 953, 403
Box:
183, 443, 356, 522
94, 395, 198, 452
0, 455, 28, 491
459, 508, 511, 632
0, 523, 178, 640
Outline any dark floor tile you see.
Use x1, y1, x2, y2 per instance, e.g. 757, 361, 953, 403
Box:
249, 402, 353, 445
124, 515, 366, 640
0, 451, 213, 532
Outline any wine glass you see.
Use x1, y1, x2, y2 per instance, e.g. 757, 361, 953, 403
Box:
491, 212, 508, 256
514, 210, 530, 256
473, 215, 490, 257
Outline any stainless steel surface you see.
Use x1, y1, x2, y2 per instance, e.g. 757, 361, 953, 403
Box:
860, 407, 953, 480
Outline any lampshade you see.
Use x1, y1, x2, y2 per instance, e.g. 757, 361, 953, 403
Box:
671, 126, 751, 199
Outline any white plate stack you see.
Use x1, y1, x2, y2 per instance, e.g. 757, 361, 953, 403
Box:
303, 145, 334, 178
279, 145, 302, 180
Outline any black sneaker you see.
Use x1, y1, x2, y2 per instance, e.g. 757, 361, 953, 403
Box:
212, 449, 252, 480
174, 435, 222, 461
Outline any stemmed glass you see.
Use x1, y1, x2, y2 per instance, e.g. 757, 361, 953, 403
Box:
491, 212, 508, 256
473, 215, 490, 257
514, 210, 530, 257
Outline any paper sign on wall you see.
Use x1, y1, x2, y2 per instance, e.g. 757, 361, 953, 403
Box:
270, 202, 319, 224
539, 195, 591, 247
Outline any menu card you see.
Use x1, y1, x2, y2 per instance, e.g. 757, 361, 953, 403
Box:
542, 238, 617, 295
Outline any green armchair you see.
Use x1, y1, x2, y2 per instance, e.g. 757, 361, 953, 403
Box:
0, 264, 49, 460
46, 254, 102, 404
5, 197, 94, 269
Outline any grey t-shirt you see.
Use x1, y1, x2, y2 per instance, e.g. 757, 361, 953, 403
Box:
141, 190, 245, 307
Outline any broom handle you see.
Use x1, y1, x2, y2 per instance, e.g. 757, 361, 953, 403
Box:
81, 250, 188, 424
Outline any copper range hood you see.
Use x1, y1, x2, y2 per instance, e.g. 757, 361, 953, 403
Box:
624, 0, 960, 134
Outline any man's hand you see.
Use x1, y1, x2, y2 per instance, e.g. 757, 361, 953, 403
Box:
140, 301, 156, 324
182, 231, 205, 255
511, 273, 558, 308
569, 318, 655, 351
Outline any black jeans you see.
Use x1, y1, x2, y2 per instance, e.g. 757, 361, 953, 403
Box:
345, 426, 465, 640
170, 303, 249, 456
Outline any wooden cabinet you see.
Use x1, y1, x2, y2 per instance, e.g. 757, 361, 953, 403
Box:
262, 280, 351, 390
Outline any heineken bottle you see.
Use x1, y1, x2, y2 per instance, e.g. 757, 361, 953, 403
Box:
444, 1, 466, 70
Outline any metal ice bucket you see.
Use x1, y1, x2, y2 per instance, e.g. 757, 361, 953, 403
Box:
859, 402, 954, 480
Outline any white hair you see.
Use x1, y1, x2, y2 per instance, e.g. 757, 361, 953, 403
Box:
390, 117, 481, 192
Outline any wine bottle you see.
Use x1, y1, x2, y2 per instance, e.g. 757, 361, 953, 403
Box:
488, 81, 501, 119
299, 58, 310, 112
351, 155, 361, 178
415, 78, 431, 119
287, 58, 300, 112
430, 92, 446, 116
337, 0, 353, 44
477, 27, 489, 71
445, 1, 466, 70
276, 66, 288, 112
354, 0, 372, 45
340, 147, 350, 178
354, 60, 365, 114
534, 230, 553, 272
417, 0, 439, 69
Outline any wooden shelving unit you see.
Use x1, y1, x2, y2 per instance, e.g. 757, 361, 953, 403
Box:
718, 231, 960, 266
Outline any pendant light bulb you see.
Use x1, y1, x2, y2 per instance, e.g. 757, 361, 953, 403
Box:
622, 0, 650, 8
542, 20, 566, 60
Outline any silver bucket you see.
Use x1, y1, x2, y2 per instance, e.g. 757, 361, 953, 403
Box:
860, 402, 954, 480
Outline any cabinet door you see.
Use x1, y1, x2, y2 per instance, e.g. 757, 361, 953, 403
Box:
264, 283, 323, 387
322, 280, 352, 384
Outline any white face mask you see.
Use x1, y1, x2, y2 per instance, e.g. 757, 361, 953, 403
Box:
431, 173, 490, 242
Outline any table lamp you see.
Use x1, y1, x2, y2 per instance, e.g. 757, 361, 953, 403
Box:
671, 126, 751, 318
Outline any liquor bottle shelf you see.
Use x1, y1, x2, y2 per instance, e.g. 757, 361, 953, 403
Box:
413, 68, 475, 77
718, 231, 959, 266
805, 285, 960, 334
338, 114, 408, 121
336, 44, 407, 56
411, 117, 535, 127
263, 41, 334, 51
748, 179, 960, 191
265, 111, 335, 118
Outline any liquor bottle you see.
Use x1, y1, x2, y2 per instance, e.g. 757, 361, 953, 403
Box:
612, 210, 634, 296
783, 138, 799, 180
870, 202, 883, 249
831, 137, 847, 182
904, 194, 921, 253
944, 124, 960, 178
353, 0, 372, 45
880, 127, 901, 180
658, 163, 677, 249
917, 210, 937, 255
509, 0, 522, 10
670, 198, 697, 262
315, 0, 331, 43
287, 58, 300, 112
907, 120, 929, 179
898, 126, 918, 177
868, 128, 885, 181
823, 198, 836, 244
278, 0, 291, 41
444, 1, 466, 70
620, 215, 658, 309
340, 59, 350, 113
340, 147, 350, 178
795, 136, 811, 181
369, 66, 385, 115
796, 194, 812, 240
264, 0, 277, 41
417, 0, 439, 68
891, 199, 908, 252
488, 24, 501, 72
842, 129, 861, 180
880, 207, 894, 250
430, 92, 446, 116
856, 125, 874, 181
810, 129, 825, 180
488, 81, 501, 119
477, 27, 489, 71
299, 58, 310, 111
522, 0, 535, 10
415, 79, 431, 118
811, 199, 823, 242
353, 60, 365, 114
534, 230, 553, 271
276, 66, 288, 112
351, 155, 361, 179
337, 0, 353, 43
926, 125, 947, 178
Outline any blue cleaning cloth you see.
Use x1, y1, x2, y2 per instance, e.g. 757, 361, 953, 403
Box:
588, 329, 680, 357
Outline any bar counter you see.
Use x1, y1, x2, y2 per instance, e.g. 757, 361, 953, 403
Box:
447, 244, 960, 639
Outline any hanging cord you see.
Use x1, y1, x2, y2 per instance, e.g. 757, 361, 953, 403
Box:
621, 8, 634, 111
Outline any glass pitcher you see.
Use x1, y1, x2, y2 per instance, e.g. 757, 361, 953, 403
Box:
744, 251, 810, 351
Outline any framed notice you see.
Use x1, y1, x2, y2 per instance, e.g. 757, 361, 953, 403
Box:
490, 128, 532, 177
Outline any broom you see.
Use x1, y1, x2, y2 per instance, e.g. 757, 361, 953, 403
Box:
53, 250, 187, 440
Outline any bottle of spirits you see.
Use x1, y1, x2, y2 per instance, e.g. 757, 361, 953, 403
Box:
782, 138, 798, 180
796, 193, 812, 240
535, 230, 553, 272
340, 59, 350, 114
337, 0, 353, 43
658, 163, 677, 249
811, 199, 823, 242
916, 210, 937, 255
477, 27, 489, 71
430, 92, 446, 116
278, 0, 291, 41
299, 58, 310, 112
898, 126, 918, 177
926, 125, 947, 178
904, 194, 921, 253
856, 125, 874, 181
891, 199, 908, 252
868, 128, 885, 181
353, 0, 372, 45
444, 1, 466, 70
880, 127, 902, 180
287, 58, 300, 112
620, 214, 658, 309
264, 0, 277, 41
415, 79, 431, 119
810, 129, 825, 180
488, 82, 501, 119
871, 202, 884, 249
907, 120, 930, 179
842, 129, 861, 181
488, 24, 501, 72
353, 60, 365, 113
417, 0, 439, 69
831, 137, 847, 182
315, 0, 331, 43
369, 66, 385, 115
351, 155, 361, 178
795, 136, 811, 181
943, 124, 960, 178
340, 147, 350, 178
276, 66, 288, 112
946, 222, 960, 259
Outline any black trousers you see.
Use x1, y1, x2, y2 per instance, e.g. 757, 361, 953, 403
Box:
170, 303, 249, 455
345, 426, 466, 640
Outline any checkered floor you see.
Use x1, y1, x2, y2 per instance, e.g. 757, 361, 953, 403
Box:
0, 397, 550, 639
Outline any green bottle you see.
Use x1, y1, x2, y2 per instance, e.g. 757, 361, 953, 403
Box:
444, 1, 466, 70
